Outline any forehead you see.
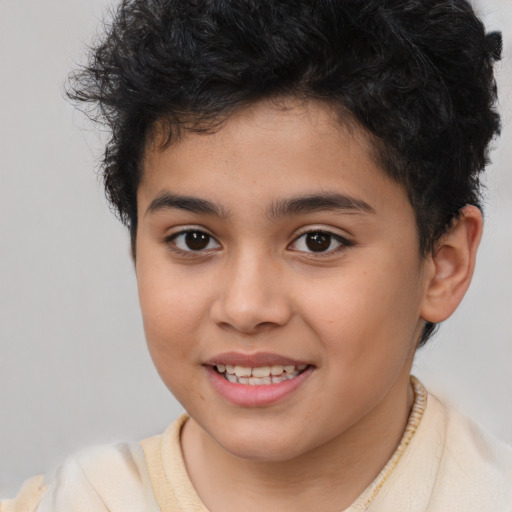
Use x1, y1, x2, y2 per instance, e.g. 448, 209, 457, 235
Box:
138, 98, 409, 223
144, 100, 375, 178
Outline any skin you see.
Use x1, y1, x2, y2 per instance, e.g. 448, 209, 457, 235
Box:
135, 99, 482, 511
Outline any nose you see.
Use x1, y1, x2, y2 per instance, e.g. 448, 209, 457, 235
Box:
210, 248, 293, 334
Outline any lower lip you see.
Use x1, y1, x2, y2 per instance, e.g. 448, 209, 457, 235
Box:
206, 366, 314, 407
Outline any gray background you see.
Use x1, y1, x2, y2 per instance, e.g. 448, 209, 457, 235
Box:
1, 0, 511, 497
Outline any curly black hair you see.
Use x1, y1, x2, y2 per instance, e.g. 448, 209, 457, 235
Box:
68, 0, 502, 346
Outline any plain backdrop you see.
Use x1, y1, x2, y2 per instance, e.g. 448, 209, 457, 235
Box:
1, 0, 511, 497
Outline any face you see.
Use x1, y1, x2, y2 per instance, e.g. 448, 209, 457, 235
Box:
136, 99, 431, 462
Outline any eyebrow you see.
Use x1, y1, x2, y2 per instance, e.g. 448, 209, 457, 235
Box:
145, 191, 375, 219
145, 192, 229, 218
268, 193, 375, 218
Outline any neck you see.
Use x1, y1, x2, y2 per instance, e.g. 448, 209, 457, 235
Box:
181, 373, 415, 512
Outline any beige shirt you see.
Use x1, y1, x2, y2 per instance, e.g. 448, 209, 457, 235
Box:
2, 378, 511, 511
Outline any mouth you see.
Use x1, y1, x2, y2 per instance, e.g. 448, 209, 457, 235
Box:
205, 352, 314, 406
213, 363, 309, 385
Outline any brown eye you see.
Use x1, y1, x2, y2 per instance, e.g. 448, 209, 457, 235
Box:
290, 230, 351, 255
170, 230, 220, 252
305, 232, 331, 252
185, 231, 210, 250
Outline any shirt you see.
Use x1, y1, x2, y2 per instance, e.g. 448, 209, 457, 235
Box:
2, 377, 511, 511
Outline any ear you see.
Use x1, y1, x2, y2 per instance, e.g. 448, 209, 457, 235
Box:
420, 205, 483, 323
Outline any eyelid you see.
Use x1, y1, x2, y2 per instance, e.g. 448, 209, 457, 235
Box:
288, 227, 353, 256
163, 226, 221, 255
165, 224, 214, 236
162, 225, 353, 258
292, 225, 353, 242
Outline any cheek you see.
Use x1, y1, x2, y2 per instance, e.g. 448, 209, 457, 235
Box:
138, 244, 204, 322
136, 257, 209, 374
140, 284, 205, 350
138, 279, 204, 399
300, 257, 423, 361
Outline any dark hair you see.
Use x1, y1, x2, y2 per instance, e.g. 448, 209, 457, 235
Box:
68, 0, 502, 346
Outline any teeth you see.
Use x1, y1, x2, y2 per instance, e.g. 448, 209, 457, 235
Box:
271, 365, 284, 375
249, 377, 272, 385
251, 366, 271, 378
216, 363, 308, 385
234, 365, 252, 377
272, 371, 299, 383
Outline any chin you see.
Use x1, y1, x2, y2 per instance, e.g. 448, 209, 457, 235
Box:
207, 419, 315, 462
220, 437, 304, 462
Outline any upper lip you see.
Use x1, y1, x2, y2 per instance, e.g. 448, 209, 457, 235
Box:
205, 352, 310, 367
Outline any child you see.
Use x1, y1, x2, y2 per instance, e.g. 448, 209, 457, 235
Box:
2, 0, 511, 510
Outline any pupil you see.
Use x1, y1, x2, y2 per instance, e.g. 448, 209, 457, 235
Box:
185, 231, 209, 251
306, 232, 331, 252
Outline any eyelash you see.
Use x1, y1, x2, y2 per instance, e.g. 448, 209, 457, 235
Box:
164, 229, 220, 256
289, 229, 353, 257
164, 228, 353, 258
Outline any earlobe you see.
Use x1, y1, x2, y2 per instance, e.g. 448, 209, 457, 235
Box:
420, 205, 483, 324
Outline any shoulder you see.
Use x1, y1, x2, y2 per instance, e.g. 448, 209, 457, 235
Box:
1, 441, 160, 512
427, 393, 512, 509
369, 381, 512, 512
0, 475, 46, 512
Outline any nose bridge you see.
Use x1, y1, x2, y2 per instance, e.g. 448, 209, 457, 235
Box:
211, 243, 291, 332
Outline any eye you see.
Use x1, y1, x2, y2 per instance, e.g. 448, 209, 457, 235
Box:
289, 231, 351, 254
168, 230, 220, 252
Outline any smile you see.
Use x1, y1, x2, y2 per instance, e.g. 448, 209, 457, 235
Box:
206, 353, 314, 406
214, 364, 308, 385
